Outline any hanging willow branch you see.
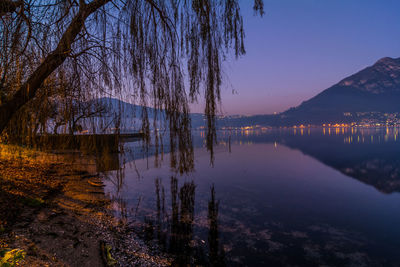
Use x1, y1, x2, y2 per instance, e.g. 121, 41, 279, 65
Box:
0, 0, 264, 172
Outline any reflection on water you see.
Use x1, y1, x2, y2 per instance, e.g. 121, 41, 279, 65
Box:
99, 127, 400, 266
141, 177, 225, 266
208, 185, 226, 267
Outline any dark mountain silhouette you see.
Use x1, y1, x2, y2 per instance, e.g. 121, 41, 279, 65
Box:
86, 97, 205, 131
218, 57, 400, 127
92, 56, 400, 129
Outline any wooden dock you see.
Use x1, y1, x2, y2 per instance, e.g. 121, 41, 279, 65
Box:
33, 133, 144, 153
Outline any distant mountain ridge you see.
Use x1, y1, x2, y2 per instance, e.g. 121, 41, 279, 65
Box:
91, 57, 400, 130
87, 97, 205, 131
218, 57, 400, 127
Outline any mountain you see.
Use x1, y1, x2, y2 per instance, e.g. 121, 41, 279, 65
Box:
218, 57, 400, 127
84, 57, 400, 131
283, 57, 400, 124
82, 97, 206, 132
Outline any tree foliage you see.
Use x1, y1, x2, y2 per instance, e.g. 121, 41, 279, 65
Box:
0, 0, 263, 171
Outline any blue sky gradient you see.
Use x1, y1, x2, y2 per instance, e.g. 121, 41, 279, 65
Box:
192, 0, 400, 115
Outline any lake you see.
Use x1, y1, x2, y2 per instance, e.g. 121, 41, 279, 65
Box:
102, 127, 400, 266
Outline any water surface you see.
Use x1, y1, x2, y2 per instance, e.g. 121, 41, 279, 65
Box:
103, 127, 400, 266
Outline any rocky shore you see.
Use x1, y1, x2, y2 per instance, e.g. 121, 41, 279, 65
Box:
0, 145, 171, 266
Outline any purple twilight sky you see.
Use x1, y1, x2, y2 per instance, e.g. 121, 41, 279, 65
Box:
191, 0, 400, 115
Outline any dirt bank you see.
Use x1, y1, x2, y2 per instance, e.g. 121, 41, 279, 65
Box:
0, 145, 171, 266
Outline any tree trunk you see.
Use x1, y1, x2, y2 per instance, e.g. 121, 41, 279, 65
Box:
0, 0, 109, 134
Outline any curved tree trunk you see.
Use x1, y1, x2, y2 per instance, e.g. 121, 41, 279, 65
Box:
0, 0, 109, 134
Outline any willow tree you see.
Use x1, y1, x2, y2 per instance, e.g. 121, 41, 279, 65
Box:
0, 0, 263, 169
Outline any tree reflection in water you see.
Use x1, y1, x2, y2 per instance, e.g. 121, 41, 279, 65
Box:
143, 177, 225, 266
96, 129, 400, 266
208, 185, 226, 267
95, 142, 226, 265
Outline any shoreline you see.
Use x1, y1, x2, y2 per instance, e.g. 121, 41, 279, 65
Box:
0, 145, 171, 266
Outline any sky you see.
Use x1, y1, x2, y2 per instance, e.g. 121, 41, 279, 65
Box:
191, 0, 400, 115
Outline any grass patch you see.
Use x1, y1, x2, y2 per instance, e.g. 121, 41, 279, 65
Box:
21, 197, 45, 208
0, 249, 26, 267
105, 245, 117, 266
0, 144, 58, 165
101, 241, 117, 266
0, 144, 37, 160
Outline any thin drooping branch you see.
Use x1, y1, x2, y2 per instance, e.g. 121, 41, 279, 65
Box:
0, 0, 110, 133
0, 0, 264, 172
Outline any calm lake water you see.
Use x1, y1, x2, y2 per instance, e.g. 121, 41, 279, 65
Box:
102, 127, 400, 266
